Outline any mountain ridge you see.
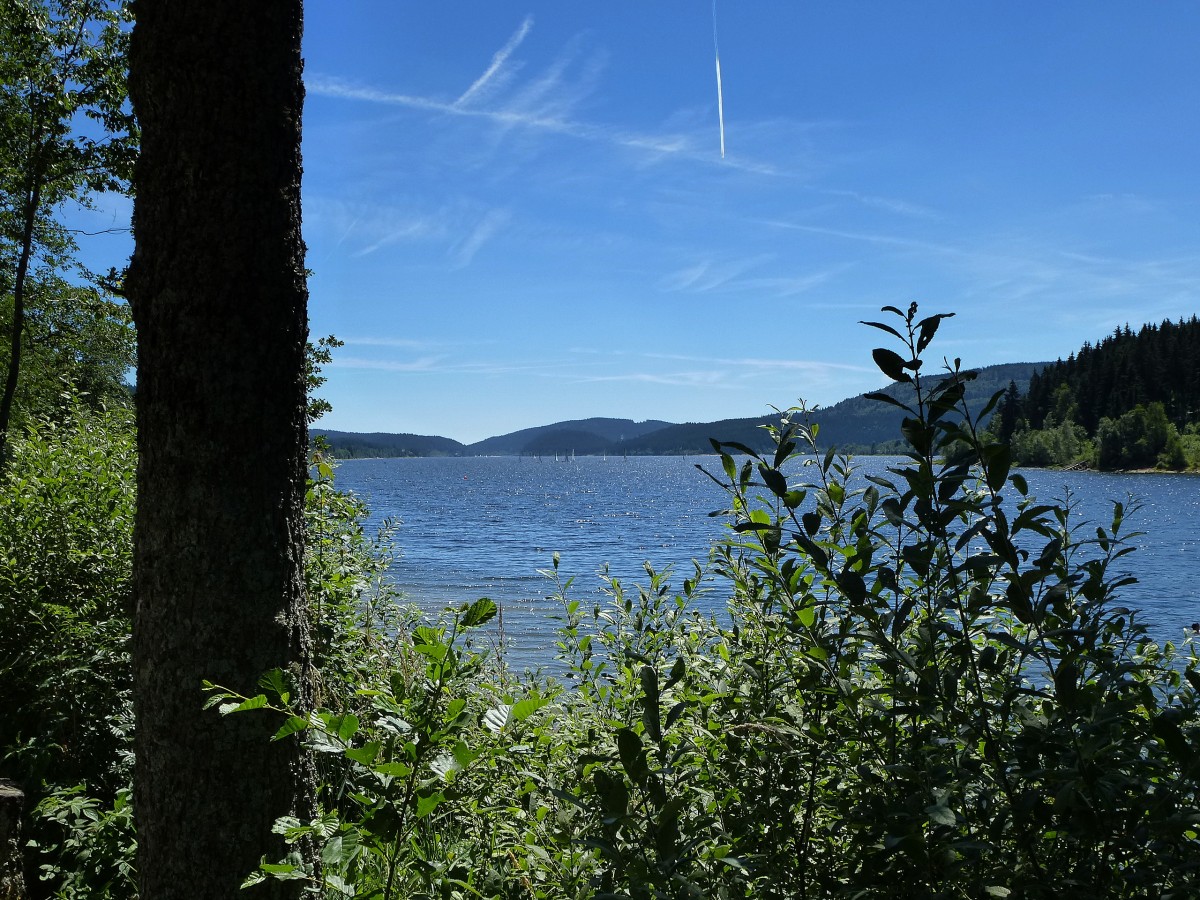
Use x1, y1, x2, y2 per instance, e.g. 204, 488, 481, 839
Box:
314, 361, 1047, 458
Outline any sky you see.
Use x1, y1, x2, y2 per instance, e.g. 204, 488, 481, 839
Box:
80, 2, 1200, 444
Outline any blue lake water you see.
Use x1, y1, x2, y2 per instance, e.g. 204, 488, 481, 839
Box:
333, 455, 1200, 666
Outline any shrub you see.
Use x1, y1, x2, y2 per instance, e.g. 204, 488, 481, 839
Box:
0, 402, 136, 796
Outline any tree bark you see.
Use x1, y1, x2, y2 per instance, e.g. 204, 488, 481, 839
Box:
0, 780, 24, 900
0, 178, 41, 474
127, 4, 315, 898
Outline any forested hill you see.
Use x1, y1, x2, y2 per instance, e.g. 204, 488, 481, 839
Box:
313, 362, 1046, 458
467, 417, 672, 455
311, 429, 466, 458
1022, 317, 1200, 433
616, 361, 1045, 455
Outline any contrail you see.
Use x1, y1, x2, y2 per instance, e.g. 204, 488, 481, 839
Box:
456, 15, 533, 107
712, 0, 725, 158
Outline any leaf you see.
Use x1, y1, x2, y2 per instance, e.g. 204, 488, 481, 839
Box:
1153, 714, 1191, 765
412, 625, 443, 647
616, 728, 648, 786
926, 803, 956, 826
334, 714, 359, 742
259, 668, 289, 700
982, 443, 1011, 493
218, 694, 267, 716
593, 770, 629, 816
860, 319, 905, 341
665, 701, 688, 734
343, 742, 380, 765
718, 440, 761, 459
511, 695, 547, 722
460, 597, 497, 627
862, 391, 915, 414
720, 452, 737, 482
273, 716, 309, 741
415, 791, 445, 818
373, 761, 412, 777
640, 666, 662, 743
758, 464, 788, 498
872, 348, 913, 383
484, 704, 512, 733
916, 312, 953, 353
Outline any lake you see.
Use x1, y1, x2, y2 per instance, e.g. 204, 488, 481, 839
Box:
333, 455, 1200, 667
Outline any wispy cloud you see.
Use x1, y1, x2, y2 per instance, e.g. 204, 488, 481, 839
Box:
306, 25, 780, 177
341, 337, 458, 350
758, 217, 965, 257
659, 256, 848, 297
309, 71, 719, 163
817, 187, 942, 220
451, 209, 512, 268
455, 16, 534, 108
354, 221, 435, 257
334, 355, 446, 373
334, 352, 583, 378
644, 351, 871, 375
658, 256, 771, 293
304, 197, 444, 258
578, 370, 732, 388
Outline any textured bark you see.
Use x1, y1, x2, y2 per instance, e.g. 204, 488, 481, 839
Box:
0, 780, 24, 900
127, 4, 315, 898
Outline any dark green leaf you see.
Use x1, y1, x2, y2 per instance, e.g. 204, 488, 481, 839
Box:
872, 348, 913, 383
616, 728, 648, 786
640, 666, 662, 742
759, 464, 788, 498
461, 597, 497, 628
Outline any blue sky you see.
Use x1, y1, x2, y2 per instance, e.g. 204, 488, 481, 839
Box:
81, 3, 1200, 444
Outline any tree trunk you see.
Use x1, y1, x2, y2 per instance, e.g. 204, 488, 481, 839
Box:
127, 4, 315, 898
0, 780, 24, 900
0, 179, 41, 474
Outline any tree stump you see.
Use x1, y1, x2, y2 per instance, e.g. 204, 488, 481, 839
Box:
0, 780, 24, 900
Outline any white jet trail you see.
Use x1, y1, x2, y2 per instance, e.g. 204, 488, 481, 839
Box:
456, 15, 533, 108
712, 0, 725, 158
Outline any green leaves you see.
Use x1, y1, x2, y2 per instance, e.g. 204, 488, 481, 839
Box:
459, 596, 497, 628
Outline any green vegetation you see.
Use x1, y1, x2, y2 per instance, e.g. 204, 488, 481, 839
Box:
8, 305, 1200, 898
999, 318, 1200, 470
0, 0, 136, 468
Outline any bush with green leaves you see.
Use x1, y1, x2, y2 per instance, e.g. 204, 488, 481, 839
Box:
553, 305, 1200, 898
1097, 402, 1187, 470
0, 401, 136, 796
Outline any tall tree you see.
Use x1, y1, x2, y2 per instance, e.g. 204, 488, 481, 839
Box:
0, 0, 135, 468
126, 3, 316, 897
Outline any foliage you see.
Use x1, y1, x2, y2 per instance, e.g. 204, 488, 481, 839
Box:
306, 335, 344, 425
29, 786, 136, 900
1, 279, 134, 417
0, 0, 137, 461
1008, 417, 1093, 468
208, 597, 567, 900
1096, 402, 1187, 471
0, 400, 135, 794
